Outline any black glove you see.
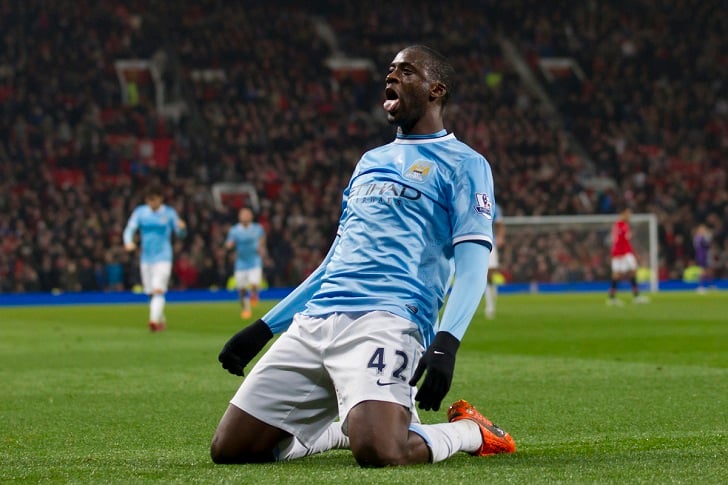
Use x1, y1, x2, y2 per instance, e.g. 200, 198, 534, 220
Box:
218, 318, 274, 376
409, 331, 460, 411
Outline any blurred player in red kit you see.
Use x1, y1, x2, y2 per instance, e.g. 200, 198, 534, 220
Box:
608, 208, 649, 305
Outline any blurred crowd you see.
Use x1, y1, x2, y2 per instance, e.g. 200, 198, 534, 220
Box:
498, 0, 727, 281
0, 0, 725, 293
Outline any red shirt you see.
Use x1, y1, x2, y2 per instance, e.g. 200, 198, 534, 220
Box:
611, 220, 634, 256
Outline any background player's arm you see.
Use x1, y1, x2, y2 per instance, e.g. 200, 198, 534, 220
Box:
172, 209, 187, 238
495, 218, 505, 248
122, 209, 140, 252
258, 233, 267, 259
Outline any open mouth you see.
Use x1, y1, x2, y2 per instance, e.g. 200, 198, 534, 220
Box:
383, 88, 400, 113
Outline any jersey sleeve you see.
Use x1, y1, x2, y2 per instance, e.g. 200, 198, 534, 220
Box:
437, 241, 490, 340
449, 156, 495, 249
225, 227, 235, 244
170, 208, 186, 238
122, 208, 140, 244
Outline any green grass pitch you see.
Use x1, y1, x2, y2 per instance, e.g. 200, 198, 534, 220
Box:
1, 292, 726, 484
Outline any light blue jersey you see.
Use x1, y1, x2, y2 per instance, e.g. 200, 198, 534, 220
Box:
123, 204, 184, 264
303, 130, 495, 344
226, 222, 265, 271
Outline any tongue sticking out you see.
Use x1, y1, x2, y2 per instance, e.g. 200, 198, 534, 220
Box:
383, 99, 400, 113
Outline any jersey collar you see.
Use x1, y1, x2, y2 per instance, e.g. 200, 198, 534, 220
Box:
394, 129, 455, 144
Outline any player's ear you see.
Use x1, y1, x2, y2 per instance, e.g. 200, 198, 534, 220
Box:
429, 81, 447, 102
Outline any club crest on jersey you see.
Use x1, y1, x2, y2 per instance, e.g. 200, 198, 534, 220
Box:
404, 160, 434, 183
474, 193, 492, 219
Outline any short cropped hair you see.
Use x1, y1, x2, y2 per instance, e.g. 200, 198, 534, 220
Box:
145, 184, 163, 199
406, 45, 455, 106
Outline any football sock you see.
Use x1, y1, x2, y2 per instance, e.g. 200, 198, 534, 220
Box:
485, 285, 496, 313
630, 277, 639, 296
275, 421, 349, 461
150, 294, 165, 323
408, 421, 481, 463
609, 280, 618, 298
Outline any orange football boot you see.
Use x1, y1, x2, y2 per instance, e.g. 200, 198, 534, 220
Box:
148, 321, 166, 332
241, 309, 252, 319
447, 399, 516, 455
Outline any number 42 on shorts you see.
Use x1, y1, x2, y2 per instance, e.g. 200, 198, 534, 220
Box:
367, 347, 410, 385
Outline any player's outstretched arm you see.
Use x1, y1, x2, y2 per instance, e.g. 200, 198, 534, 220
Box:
122, 210, 139, 252
174, 213, 187, 238
409, 241, 491, 411
218, 237, 340, 376
259, 236, 339, 334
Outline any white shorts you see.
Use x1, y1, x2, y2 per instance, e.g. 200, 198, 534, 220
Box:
140, 262, 172, 294
234, 267, 262, 289
489, 246, 500, 269
611, 253, 638, 274
230, 311, 425, 447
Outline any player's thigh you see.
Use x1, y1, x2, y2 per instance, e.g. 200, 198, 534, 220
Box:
233, 270, 247, 289
150, 262, 171, 291
248, 267, 262, 286
624, 253, 638, 272
231, 314, 339, 447
140, 263, 153, 293
489, 246, 500, 269
611, 256, 625, 274
328, 311, 424, 433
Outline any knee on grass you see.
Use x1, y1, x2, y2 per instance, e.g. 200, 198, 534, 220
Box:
350, 439, 414, 467
210, 435, 275, 464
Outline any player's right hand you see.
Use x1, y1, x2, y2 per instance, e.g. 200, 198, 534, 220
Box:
124, 242, 137, 252
218, 318, 274, 376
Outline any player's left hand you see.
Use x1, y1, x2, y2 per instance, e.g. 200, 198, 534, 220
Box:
409, 331, 460, 411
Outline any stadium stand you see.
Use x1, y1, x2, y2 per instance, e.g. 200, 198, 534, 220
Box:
0, 0, 725, 292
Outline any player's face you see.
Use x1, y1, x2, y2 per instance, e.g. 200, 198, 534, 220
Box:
239, 208, 253, 224
383, 49, 434, 130
146, 195, 163, 211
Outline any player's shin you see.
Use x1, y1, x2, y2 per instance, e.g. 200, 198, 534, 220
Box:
150, 294, 165, 323
485, 285, 496, 314
408, 422, 481, 463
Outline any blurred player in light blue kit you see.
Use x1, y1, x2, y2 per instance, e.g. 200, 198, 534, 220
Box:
226, 207, 266, 319
123, 185, 186, 332
212, 45, 515, 467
